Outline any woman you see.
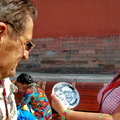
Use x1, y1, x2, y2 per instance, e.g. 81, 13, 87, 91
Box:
16, 73, 52, 120
51, 70, 120, 120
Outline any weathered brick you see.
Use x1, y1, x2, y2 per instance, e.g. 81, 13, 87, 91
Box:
17, 35, 120, 74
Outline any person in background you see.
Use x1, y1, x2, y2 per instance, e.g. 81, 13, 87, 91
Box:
51, 70, 120, 120
16, 73, 52, 120
0, 0, 37, 119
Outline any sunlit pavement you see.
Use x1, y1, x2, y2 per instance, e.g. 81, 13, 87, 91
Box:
11, 72, 114, 83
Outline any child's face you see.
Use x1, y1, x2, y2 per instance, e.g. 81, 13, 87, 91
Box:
16, 82, 27, 92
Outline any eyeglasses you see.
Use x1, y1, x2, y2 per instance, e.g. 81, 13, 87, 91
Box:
19, 34, 35, 51
0, 20, 35, 51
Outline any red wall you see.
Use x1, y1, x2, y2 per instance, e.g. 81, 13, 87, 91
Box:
17, 0, 120, 74
33, 0, 120, 38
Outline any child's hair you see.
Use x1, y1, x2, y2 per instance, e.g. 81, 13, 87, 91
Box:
16, 73, 33, 84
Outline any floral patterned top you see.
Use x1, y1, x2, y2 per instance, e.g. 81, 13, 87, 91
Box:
0, 78, 17, 120
20, 83, 52, 120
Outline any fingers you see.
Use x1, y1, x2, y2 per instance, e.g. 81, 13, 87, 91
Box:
51, 94, 60, 104
51, 94, 56, 99
51, 93, 67, 116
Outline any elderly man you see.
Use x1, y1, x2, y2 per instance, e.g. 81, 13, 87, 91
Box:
0, 0, 37, 119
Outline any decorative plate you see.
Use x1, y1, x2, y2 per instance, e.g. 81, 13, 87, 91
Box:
52, 82, 80, 108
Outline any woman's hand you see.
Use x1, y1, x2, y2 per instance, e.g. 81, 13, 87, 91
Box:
51, 94, 67, 116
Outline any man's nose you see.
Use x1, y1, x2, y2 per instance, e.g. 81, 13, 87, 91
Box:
22, 50, 29, 59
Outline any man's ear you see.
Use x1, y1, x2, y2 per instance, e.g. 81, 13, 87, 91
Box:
0, 22, 7, 39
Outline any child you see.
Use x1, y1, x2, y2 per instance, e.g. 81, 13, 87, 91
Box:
16, 73, 52, 120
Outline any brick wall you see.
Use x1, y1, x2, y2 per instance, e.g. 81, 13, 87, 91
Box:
17, 35, 120, 74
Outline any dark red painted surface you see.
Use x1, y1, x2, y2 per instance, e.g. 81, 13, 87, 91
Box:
33, 0, 120, 38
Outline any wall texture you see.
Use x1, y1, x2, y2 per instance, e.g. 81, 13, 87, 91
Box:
33, 0, 120, 38
17, 0, 120, 74
17, 35, 120, 74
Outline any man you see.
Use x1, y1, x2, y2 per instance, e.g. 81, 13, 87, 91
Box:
0, 0, 37, 119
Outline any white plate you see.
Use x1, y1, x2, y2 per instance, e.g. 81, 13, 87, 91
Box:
52, 82, 80, 109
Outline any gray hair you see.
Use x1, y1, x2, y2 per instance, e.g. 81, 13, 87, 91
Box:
0, 0, 37, 35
